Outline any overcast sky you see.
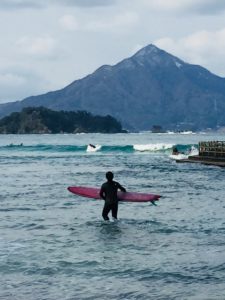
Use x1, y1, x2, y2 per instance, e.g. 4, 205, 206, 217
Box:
1, 0, 225, 103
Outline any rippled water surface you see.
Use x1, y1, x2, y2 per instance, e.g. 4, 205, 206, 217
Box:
1, 133, 225, 300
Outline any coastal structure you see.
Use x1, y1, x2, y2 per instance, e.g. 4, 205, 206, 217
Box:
176, 141, 225, 167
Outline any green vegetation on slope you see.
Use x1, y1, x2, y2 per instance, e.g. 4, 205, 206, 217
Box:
0, 107, 125, 134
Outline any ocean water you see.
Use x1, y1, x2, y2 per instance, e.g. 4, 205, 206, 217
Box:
1, 132, 225, 300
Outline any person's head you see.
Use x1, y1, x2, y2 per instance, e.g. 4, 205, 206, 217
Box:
106, 171, 114, 181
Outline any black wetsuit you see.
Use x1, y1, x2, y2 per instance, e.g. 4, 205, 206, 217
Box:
100, 180, 126, 220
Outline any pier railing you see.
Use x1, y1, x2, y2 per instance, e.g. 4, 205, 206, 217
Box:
199, 141, 225, 158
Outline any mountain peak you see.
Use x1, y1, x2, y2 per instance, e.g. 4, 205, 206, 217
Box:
135, 44, 161, 57
131, 44, 185, 68
1, 43, 225, 131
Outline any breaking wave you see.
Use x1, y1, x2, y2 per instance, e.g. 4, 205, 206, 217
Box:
0, 143, 198, 153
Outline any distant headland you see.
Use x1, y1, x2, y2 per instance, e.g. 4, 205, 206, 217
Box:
0, 107, 126, 134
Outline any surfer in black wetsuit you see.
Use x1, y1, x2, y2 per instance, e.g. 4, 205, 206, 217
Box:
100, 171, 126, 221
89, 144, 96, 149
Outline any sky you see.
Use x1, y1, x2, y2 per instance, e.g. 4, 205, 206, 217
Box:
1, 0, 225, 103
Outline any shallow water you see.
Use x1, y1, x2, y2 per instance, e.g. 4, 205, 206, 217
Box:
1, 132, 225, 299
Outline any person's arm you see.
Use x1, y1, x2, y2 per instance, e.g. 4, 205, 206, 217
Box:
100, 185, 106, 200
117, 182, 126, 193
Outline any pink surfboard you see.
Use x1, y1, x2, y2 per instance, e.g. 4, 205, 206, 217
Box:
67, 186, 161, 202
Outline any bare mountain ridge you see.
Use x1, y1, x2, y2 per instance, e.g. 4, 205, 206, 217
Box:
1, 44, 225, 130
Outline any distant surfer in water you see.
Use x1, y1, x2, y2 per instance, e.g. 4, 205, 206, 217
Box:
89, 144, 96, 149
172, 147, 179, 155
100, 171, 126, 221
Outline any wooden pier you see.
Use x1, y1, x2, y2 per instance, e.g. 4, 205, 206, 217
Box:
176, 141, 225, 167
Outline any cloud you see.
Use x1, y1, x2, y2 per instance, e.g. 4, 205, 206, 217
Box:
0, 69, 50, 102
16, 36, 57, 58
154, 28, 225, 76
59, 15, 79, 31
0, 0, 117, 9
85, 12, 139, 33
1, 0, 225, 15
0, 0, 42, 9
192, 0, 225, 14
0, 73, 26, 88
141, 0, 225, 15
55, 0, 117, 7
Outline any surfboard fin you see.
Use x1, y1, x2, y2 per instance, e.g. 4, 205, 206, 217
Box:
151, 201, 157, 206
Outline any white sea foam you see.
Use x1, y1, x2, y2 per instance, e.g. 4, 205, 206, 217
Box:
169, 153, 188, 160
180, 131, 195, 135
133, 143, 174, 152
188, 146, 199, 156
169, 146, 199, 160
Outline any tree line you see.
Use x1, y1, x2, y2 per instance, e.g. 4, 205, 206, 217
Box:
0, 107, 125, 134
